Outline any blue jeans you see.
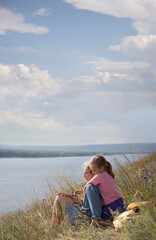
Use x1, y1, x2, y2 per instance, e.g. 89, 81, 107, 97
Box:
82, 184, 102, 219
65, 184, 102, 224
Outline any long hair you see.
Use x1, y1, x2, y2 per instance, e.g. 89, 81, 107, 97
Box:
89, 154, 115, 179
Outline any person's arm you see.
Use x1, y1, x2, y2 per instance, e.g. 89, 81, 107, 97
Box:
83, 174, 101, 193
87, 174, 101, 186
82, 182, 91, 193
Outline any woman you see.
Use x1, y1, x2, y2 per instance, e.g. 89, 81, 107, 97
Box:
51, 162, 102, 227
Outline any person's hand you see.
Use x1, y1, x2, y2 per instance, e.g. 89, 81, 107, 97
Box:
56, 192, 74, 200
74, 189, 83, 195
83, 183, 90, 193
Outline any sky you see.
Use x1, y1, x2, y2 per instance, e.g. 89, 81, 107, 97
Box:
0, 0, 156, 146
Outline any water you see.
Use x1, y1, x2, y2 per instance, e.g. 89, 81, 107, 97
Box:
0, 154, 144, 214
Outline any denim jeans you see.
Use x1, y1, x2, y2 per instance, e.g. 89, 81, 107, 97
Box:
65, 184, 102, 224
82, 184, 102, 219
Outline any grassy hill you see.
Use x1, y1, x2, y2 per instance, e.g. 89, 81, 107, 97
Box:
0, 152, 155, 240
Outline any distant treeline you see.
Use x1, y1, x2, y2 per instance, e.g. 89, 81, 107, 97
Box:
0, 149, 129, 158
1, 143, 155, 158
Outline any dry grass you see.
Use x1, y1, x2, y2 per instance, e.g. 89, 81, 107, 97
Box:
0, 152, 156, 240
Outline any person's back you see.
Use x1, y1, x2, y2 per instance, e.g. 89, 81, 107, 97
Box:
88, 154, 124, 221
88, 171, 121, 205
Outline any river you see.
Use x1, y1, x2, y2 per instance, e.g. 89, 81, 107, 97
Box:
0, 153, 144, 214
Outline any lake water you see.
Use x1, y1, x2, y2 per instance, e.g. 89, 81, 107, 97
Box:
0, 154, 144, 214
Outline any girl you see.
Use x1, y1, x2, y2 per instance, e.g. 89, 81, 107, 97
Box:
87, 154, 124, 224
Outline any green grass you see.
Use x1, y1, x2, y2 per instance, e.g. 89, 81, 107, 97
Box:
0, 152, 156, 240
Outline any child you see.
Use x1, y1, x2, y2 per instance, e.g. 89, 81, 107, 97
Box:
87, 154, 124, 224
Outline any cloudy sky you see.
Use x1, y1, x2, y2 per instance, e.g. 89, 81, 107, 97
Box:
0, 0, 156, 146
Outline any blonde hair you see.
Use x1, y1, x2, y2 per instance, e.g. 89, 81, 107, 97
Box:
89, 154, 115, 179
82, 161, 92, 173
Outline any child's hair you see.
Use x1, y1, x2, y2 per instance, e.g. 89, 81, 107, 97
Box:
89, 154, 115, 179
82, 161, 92, 173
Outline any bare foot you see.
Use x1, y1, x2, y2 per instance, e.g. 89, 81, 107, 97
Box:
90, 218, 98, 227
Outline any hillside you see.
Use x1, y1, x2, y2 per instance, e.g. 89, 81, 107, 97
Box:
0, 152, 155, 239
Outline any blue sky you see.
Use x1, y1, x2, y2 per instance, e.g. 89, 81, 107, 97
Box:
0, 0, 156, 146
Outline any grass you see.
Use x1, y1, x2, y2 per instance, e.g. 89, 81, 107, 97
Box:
0, 152, 156, 240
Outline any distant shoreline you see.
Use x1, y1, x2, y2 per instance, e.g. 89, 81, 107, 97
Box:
0, 143, 155, 158
0, 150, 151, 158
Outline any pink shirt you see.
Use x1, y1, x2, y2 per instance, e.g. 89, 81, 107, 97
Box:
88, 171, 121, 206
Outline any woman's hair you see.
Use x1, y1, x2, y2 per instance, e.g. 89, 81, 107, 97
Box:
82, 161, 92, 173
89, 154, 115, 179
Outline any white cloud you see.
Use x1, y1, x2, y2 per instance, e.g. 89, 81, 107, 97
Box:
33, 8, 51, 17
0, 109, 61, 129
63, 0, 156, 36
0, 6, 49, 35
87, 58, 150, 72
0, 63, 61, 96
79, 58, 156, 94
0, 111, 123, 145
63, 0, 156, 21
0, 60, 156, 144
133, 20, 156, 35
109, 35, 156, 62
1, 60, 155, 115
0, 64, 10, 80
1, 87, 155, 145
63, 0, 156, 67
